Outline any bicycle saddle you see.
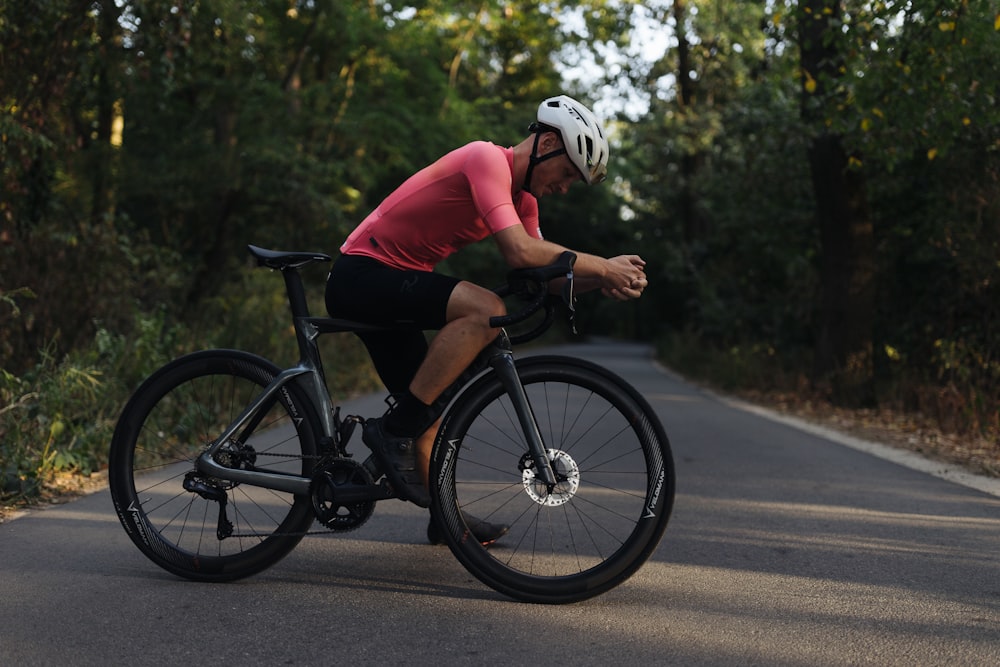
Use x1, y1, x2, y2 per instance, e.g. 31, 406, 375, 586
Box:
248, 244, 332, 270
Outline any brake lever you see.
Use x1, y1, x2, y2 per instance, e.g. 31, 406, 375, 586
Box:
561, 268, 577, 335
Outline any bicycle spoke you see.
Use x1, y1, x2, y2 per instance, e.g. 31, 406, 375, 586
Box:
109, 351, 318, 581
433, 356, 674, 603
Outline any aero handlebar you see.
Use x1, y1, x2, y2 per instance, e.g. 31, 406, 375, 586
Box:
490, 251, 577, 344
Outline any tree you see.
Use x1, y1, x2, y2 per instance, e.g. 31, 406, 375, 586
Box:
0, 0, 147, 371
794, 0, 876, 402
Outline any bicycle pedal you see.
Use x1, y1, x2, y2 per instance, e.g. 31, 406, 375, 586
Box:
361, 454, 385, 481
333, 407, 364, 452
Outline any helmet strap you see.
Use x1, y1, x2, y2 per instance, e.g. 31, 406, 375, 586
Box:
522, 123, 567, 195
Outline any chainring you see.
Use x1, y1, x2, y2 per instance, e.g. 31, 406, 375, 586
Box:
309, 457, 376, 531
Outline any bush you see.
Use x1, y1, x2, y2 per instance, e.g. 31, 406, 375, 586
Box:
0, 309, 184, 501
0, 278, 384, 503
1, 348, 109, 498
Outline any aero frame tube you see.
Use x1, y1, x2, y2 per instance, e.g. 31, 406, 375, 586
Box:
488, 347, 558, 486
194, 366, 314, 496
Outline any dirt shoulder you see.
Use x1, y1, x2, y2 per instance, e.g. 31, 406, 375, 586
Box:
1, 470, 108, 524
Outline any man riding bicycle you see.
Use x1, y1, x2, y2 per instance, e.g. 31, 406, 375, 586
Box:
325, 95, 648, 544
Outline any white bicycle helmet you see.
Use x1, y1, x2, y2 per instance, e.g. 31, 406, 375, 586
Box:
524, 95, 609, 192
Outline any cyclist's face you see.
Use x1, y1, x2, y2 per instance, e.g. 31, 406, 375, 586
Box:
533, 135, 583, 197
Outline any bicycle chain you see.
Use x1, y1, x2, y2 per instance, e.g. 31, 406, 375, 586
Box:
223, 451, 373, 539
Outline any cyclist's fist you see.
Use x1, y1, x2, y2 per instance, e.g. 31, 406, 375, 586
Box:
601, 255, 647, 301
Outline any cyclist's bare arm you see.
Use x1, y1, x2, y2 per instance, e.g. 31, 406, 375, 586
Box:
491, 225, 647, 300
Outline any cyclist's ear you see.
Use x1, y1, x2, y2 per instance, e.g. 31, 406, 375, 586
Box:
539, 131, 563, 151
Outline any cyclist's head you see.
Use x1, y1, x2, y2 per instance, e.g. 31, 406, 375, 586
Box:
523, 96, 609, 194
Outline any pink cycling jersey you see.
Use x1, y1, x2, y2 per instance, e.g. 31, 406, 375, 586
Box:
340, 142, 541, 272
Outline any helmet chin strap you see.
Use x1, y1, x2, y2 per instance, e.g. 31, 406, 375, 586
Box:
522, 124, 566, 195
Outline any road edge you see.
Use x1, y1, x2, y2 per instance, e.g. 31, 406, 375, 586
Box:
644, 355, 1000, 499
717, 392, 1000, 499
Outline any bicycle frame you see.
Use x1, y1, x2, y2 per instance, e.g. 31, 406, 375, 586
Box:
194, 261, 559, 497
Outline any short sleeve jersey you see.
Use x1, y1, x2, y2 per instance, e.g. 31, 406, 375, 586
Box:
340, 142, 541, 272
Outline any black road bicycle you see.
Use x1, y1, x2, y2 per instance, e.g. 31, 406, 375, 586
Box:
108, 245, 675, 604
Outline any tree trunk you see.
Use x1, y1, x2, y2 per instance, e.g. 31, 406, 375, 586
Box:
807, 134, 875, 401
672, 0, 706, 244
798, 0, 876, 404
90, 0, 122, 226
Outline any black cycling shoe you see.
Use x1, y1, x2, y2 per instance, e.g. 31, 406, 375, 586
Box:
362, 417, 430, 508
427, 513, 509, 546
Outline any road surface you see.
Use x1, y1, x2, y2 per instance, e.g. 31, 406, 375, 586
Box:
2, 340, 998, 665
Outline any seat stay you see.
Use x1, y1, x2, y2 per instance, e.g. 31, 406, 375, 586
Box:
194, 365, 315, 496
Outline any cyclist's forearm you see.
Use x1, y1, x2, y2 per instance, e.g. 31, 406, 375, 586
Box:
495, 228, 571, 269
493, 226, 643, 291
550, 275, 601, 296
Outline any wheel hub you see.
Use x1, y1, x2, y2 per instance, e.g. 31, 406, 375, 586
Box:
520, 449, 580, 506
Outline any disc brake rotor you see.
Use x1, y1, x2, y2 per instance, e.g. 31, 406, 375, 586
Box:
521, 448, 580, 506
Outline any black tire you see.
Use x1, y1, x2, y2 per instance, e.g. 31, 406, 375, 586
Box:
109, 350, 319, 582
430, 355, 675, 603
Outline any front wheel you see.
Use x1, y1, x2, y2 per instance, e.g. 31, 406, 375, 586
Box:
430, 355, 675, 603
108, 350, 320, 582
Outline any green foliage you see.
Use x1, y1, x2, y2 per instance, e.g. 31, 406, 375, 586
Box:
817, 0, 999, 167
621, 0, 998, 438
0, 212, 184, 377
3, 0, 998, 498
657, 329, 812, 394
0, 309, 180, 500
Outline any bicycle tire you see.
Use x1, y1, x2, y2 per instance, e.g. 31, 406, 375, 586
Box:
430, 355, 675, 603
109, 350, 320, 582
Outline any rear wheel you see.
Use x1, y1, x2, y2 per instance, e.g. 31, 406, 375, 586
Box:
431, 356, 675, 603
108, 350, 319, 581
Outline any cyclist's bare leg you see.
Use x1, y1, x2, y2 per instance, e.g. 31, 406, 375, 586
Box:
408, 281, 504, 405
370, 282, 500, 504
409, 282, 499, 491
416, 419, 439, 487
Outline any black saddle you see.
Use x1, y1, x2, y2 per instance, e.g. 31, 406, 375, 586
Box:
248, 244, 332, 270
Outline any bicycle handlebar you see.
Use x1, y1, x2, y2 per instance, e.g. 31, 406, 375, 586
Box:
490, 251, 577, 344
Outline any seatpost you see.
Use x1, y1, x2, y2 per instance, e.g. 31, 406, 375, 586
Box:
282, 268, 311, 318
280, 267, 316, 359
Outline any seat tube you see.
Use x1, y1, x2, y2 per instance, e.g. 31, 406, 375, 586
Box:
488, 347, 558, 486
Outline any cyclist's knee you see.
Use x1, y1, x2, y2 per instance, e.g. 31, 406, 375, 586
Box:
449, 283, 506, 325
484, 291, 507, 322
479, 293, 507, 339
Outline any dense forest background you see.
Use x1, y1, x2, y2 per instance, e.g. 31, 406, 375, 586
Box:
2, 0, 998, 498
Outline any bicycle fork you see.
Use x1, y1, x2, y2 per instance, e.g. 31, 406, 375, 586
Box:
485, 338, 559, 488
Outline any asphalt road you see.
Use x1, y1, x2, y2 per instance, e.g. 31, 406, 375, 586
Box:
2, 340, 998, 666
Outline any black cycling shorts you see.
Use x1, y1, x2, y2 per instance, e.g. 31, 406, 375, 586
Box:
325, 253, 460, 394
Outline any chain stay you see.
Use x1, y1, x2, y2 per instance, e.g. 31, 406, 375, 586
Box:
221, 451, 371, 538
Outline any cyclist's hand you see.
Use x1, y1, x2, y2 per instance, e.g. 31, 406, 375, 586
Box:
601, 255, 647, 301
